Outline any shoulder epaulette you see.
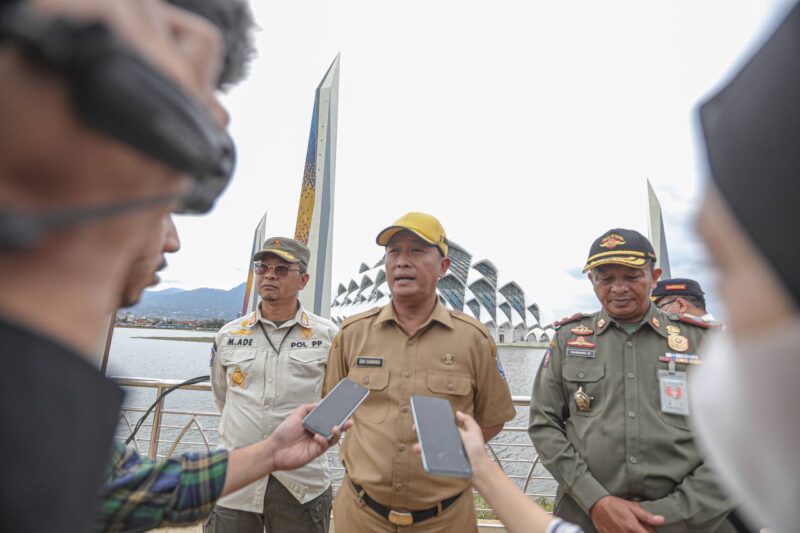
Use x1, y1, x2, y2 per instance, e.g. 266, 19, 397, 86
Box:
676, 314, 713, 329
341, 307, 380, 329
554, 313, 586, 329
450, 309, 492, 339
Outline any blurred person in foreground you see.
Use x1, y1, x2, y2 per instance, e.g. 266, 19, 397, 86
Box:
0, 0, 229, 530
691, 3, 800, 533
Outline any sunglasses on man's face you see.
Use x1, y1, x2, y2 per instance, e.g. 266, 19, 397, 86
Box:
253, 263, 301, 277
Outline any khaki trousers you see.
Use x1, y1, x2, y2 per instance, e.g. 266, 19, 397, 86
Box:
332, 477, 478, 533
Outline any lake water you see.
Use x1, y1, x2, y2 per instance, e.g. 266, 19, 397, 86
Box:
107, 327, 555, 497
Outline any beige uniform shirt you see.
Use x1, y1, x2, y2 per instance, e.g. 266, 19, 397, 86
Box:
211, 304, 337, 511
323, 301, 516, 510
529, 305, 733, 532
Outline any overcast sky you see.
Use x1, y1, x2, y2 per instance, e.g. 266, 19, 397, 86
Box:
160, 0, 793, 324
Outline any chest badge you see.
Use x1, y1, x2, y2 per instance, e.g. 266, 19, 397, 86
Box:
230, 366, 247, 387
666, 325, 681, 336
667, 334, 689, 353
574, 386, 594, 412
301, 327, 312, 338
570, 325, 594, 336
443, 353, 454, 365
597, 318, 607, 329
651, 317, 661, 328
567, 336, 596, 349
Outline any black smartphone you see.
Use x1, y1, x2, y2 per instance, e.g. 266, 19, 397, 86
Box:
303, 378, 369, 440
411, 396, 472, 478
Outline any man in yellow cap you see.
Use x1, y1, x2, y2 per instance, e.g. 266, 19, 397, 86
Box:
529, 228, 736, 533
324, 212, 516, 532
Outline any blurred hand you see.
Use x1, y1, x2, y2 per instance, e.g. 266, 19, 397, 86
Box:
591, 495, 665, 533
268, 404, 352, 472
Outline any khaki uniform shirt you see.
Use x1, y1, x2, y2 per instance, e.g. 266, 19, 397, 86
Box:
324, 301, 516, 510
211, 304, 337, 511
529, 304, 733, 532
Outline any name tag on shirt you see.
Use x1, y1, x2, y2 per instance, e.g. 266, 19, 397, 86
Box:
356, 356, 384, 367
657, 369, 690, 416
566, 348, 596, 358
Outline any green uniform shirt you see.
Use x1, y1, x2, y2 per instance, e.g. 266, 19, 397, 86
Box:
529, 304, 733, 532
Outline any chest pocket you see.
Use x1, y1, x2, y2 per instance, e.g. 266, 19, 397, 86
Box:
348, 367, 390, 424
562, 363, 605, 417
221, 349, 257, 369
286, 347, 329, 400
426, 371, 472, 397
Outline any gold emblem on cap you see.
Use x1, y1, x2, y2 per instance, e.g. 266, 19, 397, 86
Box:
273, 239, 281, 246
443, 353, 454, 365
599, 234, 626, 249
597, 318, 606, 328
574, 386, 594, 412
571, 325, 594, 336
667, 335, 689, 353
301, 327, 312, 338
666, 325, 681, 336
231, 366, 247, 387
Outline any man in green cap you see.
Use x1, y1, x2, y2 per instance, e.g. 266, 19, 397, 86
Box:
208, 237, 338, 533
529, 228, 735, 533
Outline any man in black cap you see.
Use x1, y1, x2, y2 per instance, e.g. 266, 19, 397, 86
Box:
529, 228, 736, 533
652, 278, 718, 326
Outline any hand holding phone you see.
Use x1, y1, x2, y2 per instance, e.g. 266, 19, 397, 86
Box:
303, 378, 369, 440
411, 396, 472, 478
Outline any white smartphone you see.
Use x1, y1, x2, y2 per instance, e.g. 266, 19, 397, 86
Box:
303, 378, 369, 440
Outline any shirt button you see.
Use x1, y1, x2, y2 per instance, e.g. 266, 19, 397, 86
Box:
402, 406, 409, 413
629, 456, 638, 464
447, 383, 454, 391
404, 372, 412, 378
628, 411, 636, 418
363, 377, 370, 385
408, 340, 415, 346
399, 444, 406, 452
577, 371, 585, 379
627, 373, 635, 379
626, 341, 633, 347
395, 482, 403, 489
267, 377, 273, 383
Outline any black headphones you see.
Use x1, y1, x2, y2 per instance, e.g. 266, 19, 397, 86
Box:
0, 3, 236, 248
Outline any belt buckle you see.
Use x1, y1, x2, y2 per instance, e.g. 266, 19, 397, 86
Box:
388, 510, 413, 526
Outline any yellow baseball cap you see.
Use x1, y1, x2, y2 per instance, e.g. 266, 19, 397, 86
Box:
376, 212, 448, 256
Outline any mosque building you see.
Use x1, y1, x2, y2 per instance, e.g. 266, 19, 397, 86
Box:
330, 240, 554, 344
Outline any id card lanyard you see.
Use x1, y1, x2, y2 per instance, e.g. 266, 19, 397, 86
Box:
257, 321, 297, 356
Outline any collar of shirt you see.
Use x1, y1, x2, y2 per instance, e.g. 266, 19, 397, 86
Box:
373, 299, 455, 331
254, 300, 313, 330
596, 303, 669, 338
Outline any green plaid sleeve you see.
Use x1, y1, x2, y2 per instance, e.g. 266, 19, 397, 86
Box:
96, 441, 228, 532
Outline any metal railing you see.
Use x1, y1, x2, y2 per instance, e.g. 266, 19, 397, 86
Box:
112, 376, 556, 520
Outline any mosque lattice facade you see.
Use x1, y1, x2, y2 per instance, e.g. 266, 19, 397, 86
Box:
330, 240, 554, 344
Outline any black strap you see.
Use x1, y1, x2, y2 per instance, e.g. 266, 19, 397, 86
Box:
351, 481, 461, 524
257, 321, 297, 356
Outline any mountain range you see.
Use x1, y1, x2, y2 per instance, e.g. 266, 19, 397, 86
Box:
121, 283, 247, 320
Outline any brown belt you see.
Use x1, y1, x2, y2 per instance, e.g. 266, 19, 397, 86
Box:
351, 480, 462, 526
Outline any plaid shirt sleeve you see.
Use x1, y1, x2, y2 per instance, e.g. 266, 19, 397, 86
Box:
96, 440, 228, 532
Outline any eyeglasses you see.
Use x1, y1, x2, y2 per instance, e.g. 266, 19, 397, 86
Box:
253, 263, 302, 277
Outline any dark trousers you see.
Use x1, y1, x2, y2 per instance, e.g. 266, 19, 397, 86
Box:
204, 476, 332, 533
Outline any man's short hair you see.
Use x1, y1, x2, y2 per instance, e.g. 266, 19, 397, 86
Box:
166, 0, 256, 90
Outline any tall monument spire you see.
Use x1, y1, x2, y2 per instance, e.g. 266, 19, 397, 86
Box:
294, 55, 340, 317
646, 179, 671, 278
